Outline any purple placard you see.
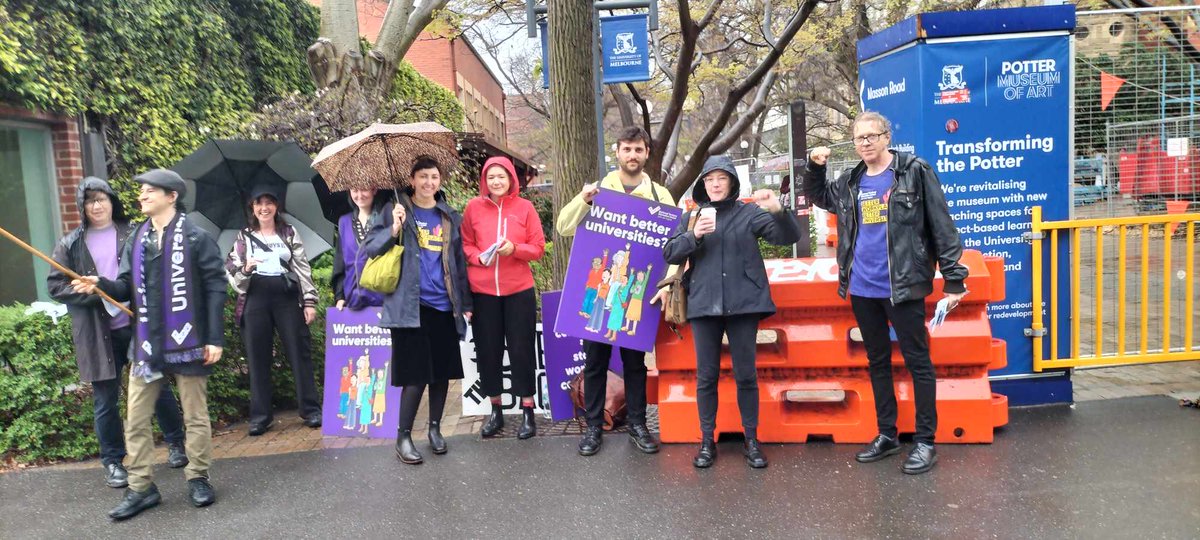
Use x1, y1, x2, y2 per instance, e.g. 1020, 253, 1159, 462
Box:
543, 290, 626, 421
321, 307, 403, 439
554, 189, 682, 353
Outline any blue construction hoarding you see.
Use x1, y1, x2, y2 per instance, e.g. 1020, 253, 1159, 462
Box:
858, 5, 1076, 405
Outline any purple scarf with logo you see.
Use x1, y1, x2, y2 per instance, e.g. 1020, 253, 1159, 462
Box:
131, 213, 203, 378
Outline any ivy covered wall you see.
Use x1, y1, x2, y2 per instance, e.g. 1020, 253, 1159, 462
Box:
0, 0, 319, 180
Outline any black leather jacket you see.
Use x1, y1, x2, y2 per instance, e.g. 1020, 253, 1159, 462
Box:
803, 150, 967, 304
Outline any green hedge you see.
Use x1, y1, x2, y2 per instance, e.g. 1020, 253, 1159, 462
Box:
0, 259, 334, 464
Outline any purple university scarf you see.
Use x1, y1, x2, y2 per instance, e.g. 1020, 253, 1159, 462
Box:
131, 213, 202, 378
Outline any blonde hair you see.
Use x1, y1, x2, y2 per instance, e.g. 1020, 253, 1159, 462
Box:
853, 111, 892, 134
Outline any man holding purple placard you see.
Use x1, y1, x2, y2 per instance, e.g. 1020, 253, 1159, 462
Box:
555, 126, 675, 457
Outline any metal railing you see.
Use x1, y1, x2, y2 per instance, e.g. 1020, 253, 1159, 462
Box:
1030, 206, 1200, 371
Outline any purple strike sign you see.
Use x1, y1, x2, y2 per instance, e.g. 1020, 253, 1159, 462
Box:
321, 307, 403, 439
554, 189, 682, 353
542, 290, 623, 421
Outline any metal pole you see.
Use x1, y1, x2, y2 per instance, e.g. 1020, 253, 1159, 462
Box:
593, 7, 607, 176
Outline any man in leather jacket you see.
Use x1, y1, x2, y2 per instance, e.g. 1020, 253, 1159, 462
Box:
804, 112, 968, 475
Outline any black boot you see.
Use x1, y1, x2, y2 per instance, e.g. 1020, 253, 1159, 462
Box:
693, 437, 717, 469
855, 434, 901, 463
480, 403, 504, 438
108, 484, 161, 520
628, 424, 660, 454
902, 442, 938, 475
743, 439, 768, 469
395, 430, 423, 464
578, 426, 603, 456
517, 406, 537, 440
428, 421, 447, 455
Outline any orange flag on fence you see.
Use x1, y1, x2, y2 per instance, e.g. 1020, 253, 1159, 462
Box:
1100, 71, 1126, 111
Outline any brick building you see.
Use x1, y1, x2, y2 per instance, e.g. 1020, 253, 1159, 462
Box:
309, 1, 511, 150
0, 106, 99, 304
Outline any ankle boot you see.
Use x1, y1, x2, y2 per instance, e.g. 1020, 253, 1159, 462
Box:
428, 421, 447, 455
693, 437, 717, 468
480, 403, 504, 437
517, 405, 537, 440
395, 430, 423, 464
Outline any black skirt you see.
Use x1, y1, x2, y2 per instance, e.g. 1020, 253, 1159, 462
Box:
390, 304, 464, 386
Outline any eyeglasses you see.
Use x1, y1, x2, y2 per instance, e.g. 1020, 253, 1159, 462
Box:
853, 132, 889, 146
85, 197, 110, 207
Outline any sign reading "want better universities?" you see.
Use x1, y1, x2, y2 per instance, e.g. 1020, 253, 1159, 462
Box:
554, 189, 682, 353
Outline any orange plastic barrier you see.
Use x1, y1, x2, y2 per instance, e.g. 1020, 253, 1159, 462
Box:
825, 213, 838, 246
655, 250, 1008, 444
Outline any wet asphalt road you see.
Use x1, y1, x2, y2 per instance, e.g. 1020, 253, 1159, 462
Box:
2, 396, 1197, 539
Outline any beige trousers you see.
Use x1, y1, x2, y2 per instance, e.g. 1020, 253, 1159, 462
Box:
125, 372, 212, 491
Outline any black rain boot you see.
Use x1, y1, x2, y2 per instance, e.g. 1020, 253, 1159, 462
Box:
480, 403, 504, 438
395, 430, 423, 464
517, 405, 537, 440
693, 437, 717, 469
428, 421, 447, 455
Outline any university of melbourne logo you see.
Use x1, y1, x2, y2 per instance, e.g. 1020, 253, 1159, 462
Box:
935, 64, 971, 105
614, 32, 637, 55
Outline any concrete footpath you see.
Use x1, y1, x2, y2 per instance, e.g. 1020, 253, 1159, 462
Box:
2, 395, 1197, 538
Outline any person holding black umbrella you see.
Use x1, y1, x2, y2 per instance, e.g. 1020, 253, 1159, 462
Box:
332, 188, 386, 311
365, 155, 473, 465
224, 185, 322, 436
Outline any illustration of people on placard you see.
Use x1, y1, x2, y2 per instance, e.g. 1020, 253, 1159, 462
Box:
581, 249, 610, 317
357, 357, 374, 434
337, 360, 352, 420
371, 366, 388, 427
622, 265, 651, 336
604, 273, 635, 342
346, 372, 359, 430
585, 269, 612, 333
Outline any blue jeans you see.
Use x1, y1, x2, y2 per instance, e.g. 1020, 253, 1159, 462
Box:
93, 326, 186, 466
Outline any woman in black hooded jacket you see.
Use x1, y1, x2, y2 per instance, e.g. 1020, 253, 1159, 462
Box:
662, 155, 802, 470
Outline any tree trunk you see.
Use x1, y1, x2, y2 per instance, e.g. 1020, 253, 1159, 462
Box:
308, 0, 449, 98
547, 2, 600, 284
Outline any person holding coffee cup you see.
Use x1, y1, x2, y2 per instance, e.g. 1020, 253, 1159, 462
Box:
663, 154, 802, 469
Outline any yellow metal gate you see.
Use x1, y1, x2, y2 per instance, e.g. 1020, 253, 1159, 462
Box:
1030, 206, 1200, 371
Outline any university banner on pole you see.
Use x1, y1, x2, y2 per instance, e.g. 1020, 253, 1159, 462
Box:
599, 14, 651, 83
321, 307, 402, 439
554, 189, 682, 353
540, 14, 652, 87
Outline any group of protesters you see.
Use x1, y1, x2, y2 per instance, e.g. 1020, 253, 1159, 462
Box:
54, 111, 966, 521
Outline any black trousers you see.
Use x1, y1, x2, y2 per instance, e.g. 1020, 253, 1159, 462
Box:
850, 295, 938, 444
471, 288, 537, 398
691, 315, 760, 439
242, 275, 321, 426
582, 340, 648, 428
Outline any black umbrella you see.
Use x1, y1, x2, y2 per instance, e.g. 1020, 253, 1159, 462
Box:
173, 140, 333, 259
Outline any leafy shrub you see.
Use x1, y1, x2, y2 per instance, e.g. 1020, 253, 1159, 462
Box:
0, 305, 97, 462
0, 263, 335, 464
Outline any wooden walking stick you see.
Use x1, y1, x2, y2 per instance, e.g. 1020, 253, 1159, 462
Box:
0, 225, 134, 317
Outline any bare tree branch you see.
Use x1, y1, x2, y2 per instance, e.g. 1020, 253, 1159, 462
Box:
668, 0, 821, 195
711, 71, 777, 153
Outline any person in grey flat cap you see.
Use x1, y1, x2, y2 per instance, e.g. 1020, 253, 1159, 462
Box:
73, 168, 227, 520
47, 176, 189, 490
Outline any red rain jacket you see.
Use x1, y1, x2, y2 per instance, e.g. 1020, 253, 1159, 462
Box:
461, 157, 546, 297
